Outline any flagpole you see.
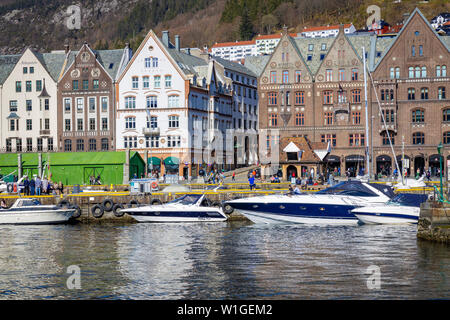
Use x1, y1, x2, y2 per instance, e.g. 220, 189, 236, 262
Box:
363, 46, 370, 180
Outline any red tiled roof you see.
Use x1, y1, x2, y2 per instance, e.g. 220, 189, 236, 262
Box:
255, 33, 297, 40
211, 40, 256, 48
302, 23, 353, 33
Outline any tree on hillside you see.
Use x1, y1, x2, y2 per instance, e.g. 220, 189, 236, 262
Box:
261, 13, 278, 34
239, 8, 254, 40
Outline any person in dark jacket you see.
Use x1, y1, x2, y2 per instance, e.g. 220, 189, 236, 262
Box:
23, 176, 30, 196
29, 177, 35, 196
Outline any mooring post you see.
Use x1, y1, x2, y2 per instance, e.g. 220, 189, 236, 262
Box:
124, 148, 130, 184
38, 153, 42, 178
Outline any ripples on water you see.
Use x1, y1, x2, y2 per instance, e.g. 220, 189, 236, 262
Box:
0, 222, 448, 299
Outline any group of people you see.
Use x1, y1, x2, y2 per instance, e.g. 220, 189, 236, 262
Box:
205, 170, 226, 185
22, 176, 64, 196
89, 175, 102, 185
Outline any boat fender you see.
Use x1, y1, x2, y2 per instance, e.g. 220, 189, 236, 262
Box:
151, 198, 162, 205
222, 203, 234, 215
102, 199, 114, 212
112, 203, 125, 217
128, 200, 139, 208
6, 183, 13, 193
91, 204, 104, 218
151, 181, 158, 189
13, 183, 17, 193
70, 205, 82, 218
57, 200, 71, 208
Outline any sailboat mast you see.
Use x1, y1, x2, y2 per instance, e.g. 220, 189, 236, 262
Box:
363, 46, 370, 179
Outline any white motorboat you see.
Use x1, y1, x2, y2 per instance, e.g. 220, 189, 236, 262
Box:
0, 198, 75, 225
225, 181, 395, 225
351, 193, 429, 224
121, 194, 228, 223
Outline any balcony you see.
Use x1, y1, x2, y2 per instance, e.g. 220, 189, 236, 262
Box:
142, 127, 160, 136
40, 129, 51, 136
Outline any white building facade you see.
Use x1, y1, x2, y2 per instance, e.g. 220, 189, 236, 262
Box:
0, 48, 65, 153
301, 24, 356, 38
210, 40, 258, 62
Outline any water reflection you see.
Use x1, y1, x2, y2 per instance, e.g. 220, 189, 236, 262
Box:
0, 222, 449, 299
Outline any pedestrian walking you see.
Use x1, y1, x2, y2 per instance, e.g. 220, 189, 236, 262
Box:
23, 176, 30, 196
248, 175, 256, 191
42, 177, 48, 195
232, 171, 235, 182
35, 176, 42, 196
29, 177, 35, 196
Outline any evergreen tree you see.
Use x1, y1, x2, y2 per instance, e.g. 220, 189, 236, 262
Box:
239, 8, 254, 40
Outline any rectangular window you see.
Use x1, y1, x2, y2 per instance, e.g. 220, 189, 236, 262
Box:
125, 117, 135, 129
44, 118, 50, 130
73, 80, 79, 90
145, 58, 151, 68
23, 67, 28, 74
44, 99, 49, 111
338, 69, 345, 81
282, 70, 289, 83
29, 67, 34, 74
77, 118, 83, 131
351, 68, 358, 81
101, 97, 108, 112
132, 77, 138, 89
76, 97, 84, 113
102, 118, 108, 130
10, 119, 15, 131
323, 91, 333, 104
351, 111, 361, 124
89, 118, 96, 131
295, 91, 304, 105
324, 112, 333, 125
36, 80, 42, 91
82, 80, 89, 90
295, 70, 301, 83
268, 92, 277, 105
438, 87, 446, 100
154, 76, 161, 88
93, 79, 99, 89
269, 113, 278, 127
26, 119, 32, 130
27, 138, 32, 152
321, 134, 336, 147
349, 133, 365, 146
168, 95, 179, 108
9, 100, 17, 112
16, 139, 22, 152
89, 97, 96, 113
125, 96, 136, 109
407, 88, 415, 100
152, 57, 158, 68
143, 76, 149, 89
147, 96, 157, 108
16, 81, 21, 92
65, 119, 71, 131
146, 136, 160, 148
270, 71, 276, 83
26, 80, 32, 91
326, 69, 333, 82
165, 75, 172, 88
168, 115, 179, 128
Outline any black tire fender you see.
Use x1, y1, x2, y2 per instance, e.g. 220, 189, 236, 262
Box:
151, 198, 162, 205
70, 205, 82, 218
211, 201, 221, 207
112, 203, 125, 217
128, 200, 139, 208
91, 204, 104, 218
7, 183, 14, 193
102, 199, 114, 212
222, 203, 234, 215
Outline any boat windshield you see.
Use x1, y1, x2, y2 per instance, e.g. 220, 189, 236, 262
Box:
168, 194, 202, 205
387, 193, 428, 207
316, 181, 380, 197
18, 199, 41, 207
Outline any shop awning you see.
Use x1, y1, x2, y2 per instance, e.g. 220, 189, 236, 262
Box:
429, 154, 443, 163
164, 156, 180, 166
326, 155, 340, 163
148, 157, 161, 166
376, 155, 392, 162
345, 155, 365, 162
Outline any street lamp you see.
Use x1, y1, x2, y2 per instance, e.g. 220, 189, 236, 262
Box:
438, 142, 443, 200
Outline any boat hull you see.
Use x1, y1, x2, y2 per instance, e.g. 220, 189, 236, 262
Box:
123, 207, 227, 223
227, 198, 360, 225
0, 209, 75, 225
352, 206, 420, 224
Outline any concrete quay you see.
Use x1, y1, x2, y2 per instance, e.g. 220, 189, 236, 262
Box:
418, 201, 450, 244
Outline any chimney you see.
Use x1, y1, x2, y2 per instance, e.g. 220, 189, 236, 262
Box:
162, 30, 170, 47
175, 35, 180, 51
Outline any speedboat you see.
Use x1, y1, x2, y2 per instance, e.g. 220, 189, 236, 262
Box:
224, 181, 395, 225
0, 198, 75, 225
122, 194, 228, 223
351, 193, 429, 224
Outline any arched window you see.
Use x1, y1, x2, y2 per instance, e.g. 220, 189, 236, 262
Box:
443, 108, 450, 122
412, 109, 424, 123
443, 132, 450, 145
438, 87, 446, 100
420, 88, 429, 100
421, 66, 427, 78
412, 132, 425, 145
381, 131, 395, 145
409, 67, 414, 78
415, 66, 421, 78
407, 88, 415, 100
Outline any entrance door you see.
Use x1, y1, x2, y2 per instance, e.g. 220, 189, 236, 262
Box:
286, 165, 298, 181
414, 156, 425, 177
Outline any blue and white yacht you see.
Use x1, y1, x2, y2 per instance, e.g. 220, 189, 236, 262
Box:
225, 181, 395, 225
351, 193, 429, 224
122, 194, 228, 223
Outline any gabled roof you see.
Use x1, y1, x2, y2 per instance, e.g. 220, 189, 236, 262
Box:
373, 7, 450, 72
0, 54, 20, 85
33, 51, 67, 82
244, 55, 271, 77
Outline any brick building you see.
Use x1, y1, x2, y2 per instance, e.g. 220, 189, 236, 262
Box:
246, 8, 450, 180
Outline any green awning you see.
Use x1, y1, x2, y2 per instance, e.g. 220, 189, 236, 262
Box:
164, 157, 179, 166
148, 157, 161, 165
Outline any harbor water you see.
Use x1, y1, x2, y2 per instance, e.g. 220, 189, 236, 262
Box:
0, 221, 449, 299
